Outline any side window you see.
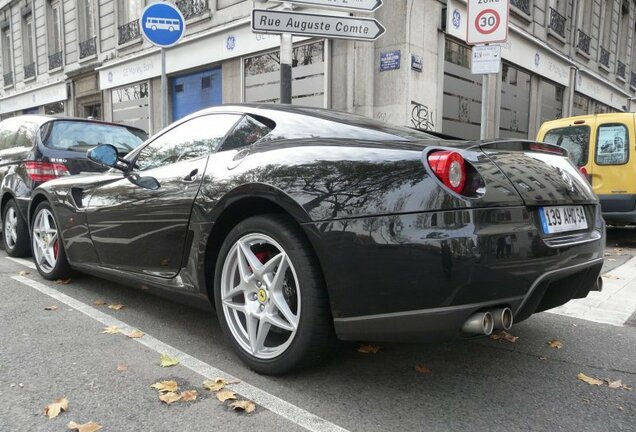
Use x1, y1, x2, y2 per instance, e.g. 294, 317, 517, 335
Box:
0, 119, 22, 150
596, 123, 629, 165
543, 125, 590, 167
219, 115, 275, 152
135, 114, 241, 171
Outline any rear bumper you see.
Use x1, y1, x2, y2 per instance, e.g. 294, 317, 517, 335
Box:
305, 205, 605, 342
599, 194, 636, 224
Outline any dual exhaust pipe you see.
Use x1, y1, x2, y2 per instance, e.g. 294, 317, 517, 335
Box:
462, 307, 513, 336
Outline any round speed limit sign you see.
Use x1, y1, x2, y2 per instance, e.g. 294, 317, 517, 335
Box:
467, 0, 509, 44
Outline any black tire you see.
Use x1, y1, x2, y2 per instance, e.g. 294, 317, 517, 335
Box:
2, 199, 30, 257
214, 214, 334, 375
30, 201, 72, 280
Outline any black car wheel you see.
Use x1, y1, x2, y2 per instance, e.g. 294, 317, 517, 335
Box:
214, 214, 334, 375
31, 202, 71, 280
2, 199, 30, 257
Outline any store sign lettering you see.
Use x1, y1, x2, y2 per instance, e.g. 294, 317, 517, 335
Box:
122, 62, 155, 78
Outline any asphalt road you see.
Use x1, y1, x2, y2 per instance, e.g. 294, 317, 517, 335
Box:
1, 242, 635, 432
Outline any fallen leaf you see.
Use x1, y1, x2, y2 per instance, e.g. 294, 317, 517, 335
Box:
216, 390, 237, 402
159, 353, 180, 367
101, 326, 120, 335
44, 398, 68, 419
151, 380, 178, 393
603, 274, 621, 280
181, 390, 198, 402
608, 379, 623, 389
490, 331, 518, 343
618, 406, 624, 412
604, 252, 612, 256
44, 305, 58, 311
229, 400, 256, 413
127, 329, 144, 339
607, 258, 617, 262
67, 421, 102, 432
577, 372, 603, 386
108, 304, 124, 311
93, 300, 107, 306
548, 339, 563, 349
203, 379, 226, 392
539, 356, 548, 361
582, 398, 590, 404
19, 271, 30, 276
415, 365, 431, 375
357, 344, 381, 354
159, 392, 182, 405
116, 363, 128, 372
55, 278, 72, 285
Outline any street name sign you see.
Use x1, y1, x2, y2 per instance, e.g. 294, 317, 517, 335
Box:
269, 0, 383, 12
252, 9, 386, 41
471, 44, 501, 74
466, 0, 509, 45
140, 1, 186, 48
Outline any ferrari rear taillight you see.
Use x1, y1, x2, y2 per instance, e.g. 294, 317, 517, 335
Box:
25, 161, 70, 183
427, 151, 466, 194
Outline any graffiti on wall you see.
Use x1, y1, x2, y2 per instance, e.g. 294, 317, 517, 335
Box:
410, 101, 435, 131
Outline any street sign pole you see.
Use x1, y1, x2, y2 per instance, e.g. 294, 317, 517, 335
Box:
161, 48, 168, 129
280, 2, 293, 104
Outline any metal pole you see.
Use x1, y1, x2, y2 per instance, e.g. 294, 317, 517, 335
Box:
280, 2, 293, 104
480, 73, 498, 139
161, 48, 168, 128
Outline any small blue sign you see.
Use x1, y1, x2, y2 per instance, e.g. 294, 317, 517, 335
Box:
380, 50, 400, 72
140, 2, 186, 48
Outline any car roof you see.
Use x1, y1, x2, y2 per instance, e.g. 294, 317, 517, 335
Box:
0, 114, 146, 133
541, 112, 636, 127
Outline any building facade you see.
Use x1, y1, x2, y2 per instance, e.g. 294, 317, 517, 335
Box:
0, 0, 634, 140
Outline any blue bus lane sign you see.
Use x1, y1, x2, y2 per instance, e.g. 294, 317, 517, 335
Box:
140, 2, 186, 48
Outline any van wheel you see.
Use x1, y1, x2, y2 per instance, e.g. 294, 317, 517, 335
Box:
2, 199, 30, 257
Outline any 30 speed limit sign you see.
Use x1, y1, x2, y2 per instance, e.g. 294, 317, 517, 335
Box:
467, 0, 509, 44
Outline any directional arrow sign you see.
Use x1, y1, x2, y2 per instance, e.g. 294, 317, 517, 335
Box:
252, 9, 385, 41
270, 0, 383, 12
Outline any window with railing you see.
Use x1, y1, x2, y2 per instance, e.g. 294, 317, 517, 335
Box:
117, 0, 142, 45
510, 0, 531, 15
79, 36, 97, 59
599, 46, 610, 68
548, 7, 566, 38
1, 26, 11, 85
78, 0, 96, 58
631, 71, 636, 88
22, 14, 35, 79
3, 71, 12, 87
617, 61, 627, 79
47, 0, 63, 69
175, 0, 210, 20
577, 30, 591, 54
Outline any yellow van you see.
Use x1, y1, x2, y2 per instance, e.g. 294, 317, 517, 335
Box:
537, 113, 636, 224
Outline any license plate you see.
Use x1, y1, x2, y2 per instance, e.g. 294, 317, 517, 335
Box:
539, 206, 588, 234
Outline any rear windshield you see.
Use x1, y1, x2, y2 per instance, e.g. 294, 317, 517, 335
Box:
41, 120, 147, 154
542, 125, 590, 167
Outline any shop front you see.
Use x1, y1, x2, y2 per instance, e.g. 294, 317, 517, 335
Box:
0, 81, 68, 119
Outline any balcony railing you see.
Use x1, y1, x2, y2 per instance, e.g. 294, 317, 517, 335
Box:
599, 47, 610, 68
510, 0, 531, 15
631, 72, 636, 88
548, 8, 566, 38
79, 36, 97, 59
48, 51, 63, 70
3, 71, 12, 87
617, 61, 626, 79
23, 62, 35, 79
577, 30, 591, 55
175, 0, 210, 20
118, 19, 141, 45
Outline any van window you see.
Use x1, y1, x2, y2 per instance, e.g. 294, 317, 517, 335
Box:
596, 123, 629, 165
543, 125, 590, 167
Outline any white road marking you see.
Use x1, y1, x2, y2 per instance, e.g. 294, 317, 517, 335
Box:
547, 256, 636, 326
10, 272, 348, 432
6, 256, 36, 270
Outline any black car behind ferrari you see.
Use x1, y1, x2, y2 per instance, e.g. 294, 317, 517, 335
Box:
0, 116, 146, 257
27, 105, 605, 374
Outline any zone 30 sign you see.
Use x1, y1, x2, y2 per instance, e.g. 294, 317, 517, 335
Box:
466, 0, 509, 45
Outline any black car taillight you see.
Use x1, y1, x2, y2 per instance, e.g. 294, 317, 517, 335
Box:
25, 161, 70, 183
427, 151, 467, 194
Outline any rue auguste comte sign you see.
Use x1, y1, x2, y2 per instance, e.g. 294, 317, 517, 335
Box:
251, 9, 386, 41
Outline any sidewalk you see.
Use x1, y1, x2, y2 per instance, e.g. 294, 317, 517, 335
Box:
547, 256, 636, 326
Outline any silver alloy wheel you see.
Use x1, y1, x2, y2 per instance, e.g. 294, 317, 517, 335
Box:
32, 208, 59, 273
221, 233, 301, 360
4, 206, 18, 249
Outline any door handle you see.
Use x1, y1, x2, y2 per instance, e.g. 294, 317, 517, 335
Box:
182, 168, 199, 183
